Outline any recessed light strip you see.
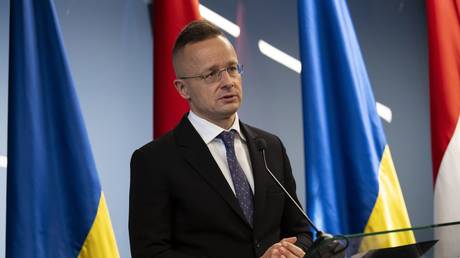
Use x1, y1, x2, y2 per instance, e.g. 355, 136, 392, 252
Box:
199, 4, 240, 38
0, 155, 7, 168
376, 102, 393, 123
258, 40, 302, 74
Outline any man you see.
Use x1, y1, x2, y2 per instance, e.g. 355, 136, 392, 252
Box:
129, 20, 313, 258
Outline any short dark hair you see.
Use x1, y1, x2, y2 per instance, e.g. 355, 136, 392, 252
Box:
172, 20, 224, 57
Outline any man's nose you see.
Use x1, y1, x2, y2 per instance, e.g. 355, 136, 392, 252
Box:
219, 69, 234, 86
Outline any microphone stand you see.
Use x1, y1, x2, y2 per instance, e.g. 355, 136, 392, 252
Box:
256, 139, 348, 257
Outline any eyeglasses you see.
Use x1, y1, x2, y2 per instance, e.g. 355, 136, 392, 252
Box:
179, 64, 244, 84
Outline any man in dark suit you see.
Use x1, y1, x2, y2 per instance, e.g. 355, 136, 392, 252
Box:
129, 20, 313, 258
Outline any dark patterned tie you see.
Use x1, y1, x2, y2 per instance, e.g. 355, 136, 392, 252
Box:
218, 130, 254, 226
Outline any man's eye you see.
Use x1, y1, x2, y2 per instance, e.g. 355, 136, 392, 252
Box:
228, 66, 238, 73
204, 70, 218, 79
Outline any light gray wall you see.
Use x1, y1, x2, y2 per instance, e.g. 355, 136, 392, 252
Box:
0, 0, 432, 257
55, 1, 153, 257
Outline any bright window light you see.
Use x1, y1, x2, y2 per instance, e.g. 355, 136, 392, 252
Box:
258, 40, 302, 74
199, 4, 240, 38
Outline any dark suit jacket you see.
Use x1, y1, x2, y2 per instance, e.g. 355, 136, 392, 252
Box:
129, 116, 312, 258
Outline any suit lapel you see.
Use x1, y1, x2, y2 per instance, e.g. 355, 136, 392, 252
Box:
174, 116, 251, 227
240, 122, 269, 235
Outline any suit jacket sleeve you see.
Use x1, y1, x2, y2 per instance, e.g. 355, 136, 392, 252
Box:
129, 148, 206, 258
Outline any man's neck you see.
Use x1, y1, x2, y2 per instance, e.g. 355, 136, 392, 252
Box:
215, 117, 235, 130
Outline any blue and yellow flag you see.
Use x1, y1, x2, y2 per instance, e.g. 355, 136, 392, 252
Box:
6, 0, 119, 257
298, 0, 414, 250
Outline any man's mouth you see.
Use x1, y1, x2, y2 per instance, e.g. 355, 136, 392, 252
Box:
219, 94, 238, 100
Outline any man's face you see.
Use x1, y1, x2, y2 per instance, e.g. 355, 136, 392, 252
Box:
174, 36, 242, 125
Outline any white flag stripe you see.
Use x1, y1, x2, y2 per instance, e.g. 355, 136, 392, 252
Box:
434, 116, 460, 258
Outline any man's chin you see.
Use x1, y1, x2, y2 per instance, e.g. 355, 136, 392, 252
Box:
219, 104, 240, 115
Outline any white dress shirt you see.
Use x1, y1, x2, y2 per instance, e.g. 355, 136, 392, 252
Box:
188, 111, 255, 194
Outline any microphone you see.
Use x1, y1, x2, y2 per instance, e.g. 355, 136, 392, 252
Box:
254, 138, 329, 240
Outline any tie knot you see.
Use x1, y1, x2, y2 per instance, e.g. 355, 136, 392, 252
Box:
218, 130, 236, 147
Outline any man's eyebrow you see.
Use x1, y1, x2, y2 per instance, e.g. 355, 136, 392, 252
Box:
201, 61, 238, 73
205, 65, 220, 72
227, 60, 238, 66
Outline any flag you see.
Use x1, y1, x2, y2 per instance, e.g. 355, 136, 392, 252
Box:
6, 0, 119, 257
426, 0, 460, 257
153, 0, 200, 138
298, 0, 415, 250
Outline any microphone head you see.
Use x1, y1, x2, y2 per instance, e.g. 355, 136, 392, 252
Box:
255, 138, 267, 151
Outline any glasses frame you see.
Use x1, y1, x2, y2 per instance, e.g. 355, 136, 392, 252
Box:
179, 64, 244, 84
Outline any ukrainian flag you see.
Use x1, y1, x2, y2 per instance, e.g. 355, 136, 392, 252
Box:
6, 0, 119, 257
298, 0, 415, 250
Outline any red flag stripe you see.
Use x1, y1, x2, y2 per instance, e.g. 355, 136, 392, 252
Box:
153, 0, 200, 138
426, 0, 460, 184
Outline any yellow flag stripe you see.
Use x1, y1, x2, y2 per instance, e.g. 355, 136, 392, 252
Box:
78, 192, 120, 258
360, 146, 415, 251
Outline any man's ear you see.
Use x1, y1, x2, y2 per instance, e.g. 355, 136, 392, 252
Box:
174, 79, 191, 100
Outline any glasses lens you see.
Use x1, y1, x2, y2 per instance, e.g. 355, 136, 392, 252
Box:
204, 64, 243, 83
237, 64, 243, 74
227, 65, 239, 76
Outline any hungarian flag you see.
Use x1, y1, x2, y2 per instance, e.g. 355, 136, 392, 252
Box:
427, 0, 460, 257
153, 0, 200, 138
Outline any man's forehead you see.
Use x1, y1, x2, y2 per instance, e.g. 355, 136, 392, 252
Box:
185, 36, 234, 55
181, 36, 238, 70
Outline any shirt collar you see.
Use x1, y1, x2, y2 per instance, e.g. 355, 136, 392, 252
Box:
188, 111, 246, 144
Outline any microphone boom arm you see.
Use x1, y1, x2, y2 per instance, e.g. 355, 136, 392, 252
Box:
260, 148, 324, 238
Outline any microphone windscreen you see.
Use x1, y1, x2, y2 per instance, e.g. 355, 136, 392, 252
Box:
255, 138, 267, 151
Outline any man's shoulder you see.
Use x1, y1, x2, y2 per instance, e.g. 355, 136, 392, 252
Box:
134, 130, 176, 155
241, 122, 279, 139
240, 122, 284, 147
